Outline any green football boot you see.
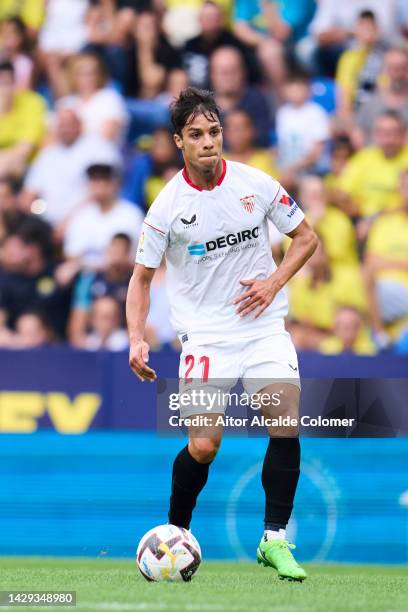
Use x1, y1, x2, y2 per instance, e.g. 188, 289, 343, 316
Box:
257, 538, 307, 582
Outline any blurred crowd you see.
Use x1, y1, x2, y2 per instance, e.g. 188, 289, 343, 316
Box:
0, 0, 408, 356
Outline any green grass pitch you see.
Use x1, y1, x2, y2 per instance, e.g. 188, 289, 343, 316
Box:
0, 557, 407, 612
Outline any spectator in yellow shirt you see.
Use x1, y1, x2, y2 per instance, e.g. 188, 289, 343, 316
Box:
288, 239, 366, 350
337, 110, 408, 220
298, 174, 359, 273
224, 109, 280, 178
336, 10, 386, 128
144, 128, 182, 208
364, 169, 408, 345
324, 136, 353, 198
0, 60, 46, 178
0, 0, 44, 35
164, 0, 233, 48
319, 307, 376, 355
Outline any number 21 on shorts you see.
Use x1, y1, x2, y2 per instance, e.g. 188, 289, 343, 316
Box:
184, 355, 210, 383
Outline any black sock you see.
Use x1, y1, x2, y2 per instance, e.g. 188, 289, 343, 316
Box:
262, 437, 300, 531
168, 445, 211, 529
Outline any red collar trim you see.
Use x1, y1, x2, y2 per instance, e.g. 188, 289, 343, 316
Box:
182, 159, 227, 191
182, 166, 202, 191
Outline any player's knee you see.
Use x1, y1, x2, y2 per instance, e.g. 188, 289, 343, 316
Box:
189, 438, 221, 463
265, 400, 300, 437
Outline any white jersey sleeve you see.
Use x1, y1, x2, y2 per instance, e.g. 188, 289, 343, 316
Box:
136, 194, 169, 268
264, 179, 305, 235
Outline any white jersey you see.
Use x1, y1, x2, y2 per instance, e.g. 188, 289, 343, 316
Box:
136, 160, 304, 344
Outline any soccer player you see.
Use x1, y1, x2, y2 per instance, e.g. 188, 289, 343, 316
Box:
126, 88, 318, 581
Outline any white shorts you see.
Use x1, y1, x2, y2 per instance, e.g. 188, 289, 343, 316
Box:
178, 321, 300, 417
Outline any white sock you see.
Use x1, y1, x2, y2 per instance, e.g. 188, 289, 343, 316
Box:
264, 529, 286, 541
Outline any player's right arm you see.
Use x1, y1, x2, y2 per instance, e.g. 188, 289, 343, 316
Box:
127, 189, 170, 382
126, 264, 157, 382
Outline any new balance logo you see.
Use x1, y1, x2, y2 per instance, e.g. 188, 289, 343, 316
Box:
181, 215, 197, 225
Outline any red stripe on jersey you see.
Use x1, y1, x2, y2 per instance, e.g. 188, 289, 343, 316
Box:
270, 184, 281, 206
144, 221, 166, 235
182, 167, 202, 191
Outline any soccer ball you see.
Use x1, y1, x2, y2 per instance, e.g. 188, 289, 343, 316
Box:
136, 524, 202, 582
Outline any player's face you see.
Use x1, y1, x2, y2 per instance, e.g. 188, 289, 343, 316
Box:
175, 112, 223, 174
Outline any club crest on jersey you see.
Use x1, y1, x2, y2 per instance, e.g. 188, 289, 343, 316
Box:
240, 194, 256, 214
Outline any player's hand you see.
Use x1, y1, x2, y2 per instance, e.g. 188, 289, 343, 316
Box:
129, 340, 157, 383
233, 278, 280, 319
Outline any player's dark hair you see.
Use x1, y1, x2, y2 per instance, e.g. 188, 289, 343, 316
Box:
359, 9, 376, 21
171, 87, 221, 136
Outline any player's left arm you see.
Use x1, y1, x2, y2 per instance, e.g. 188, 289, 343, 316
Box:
234, 219, 318, 318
